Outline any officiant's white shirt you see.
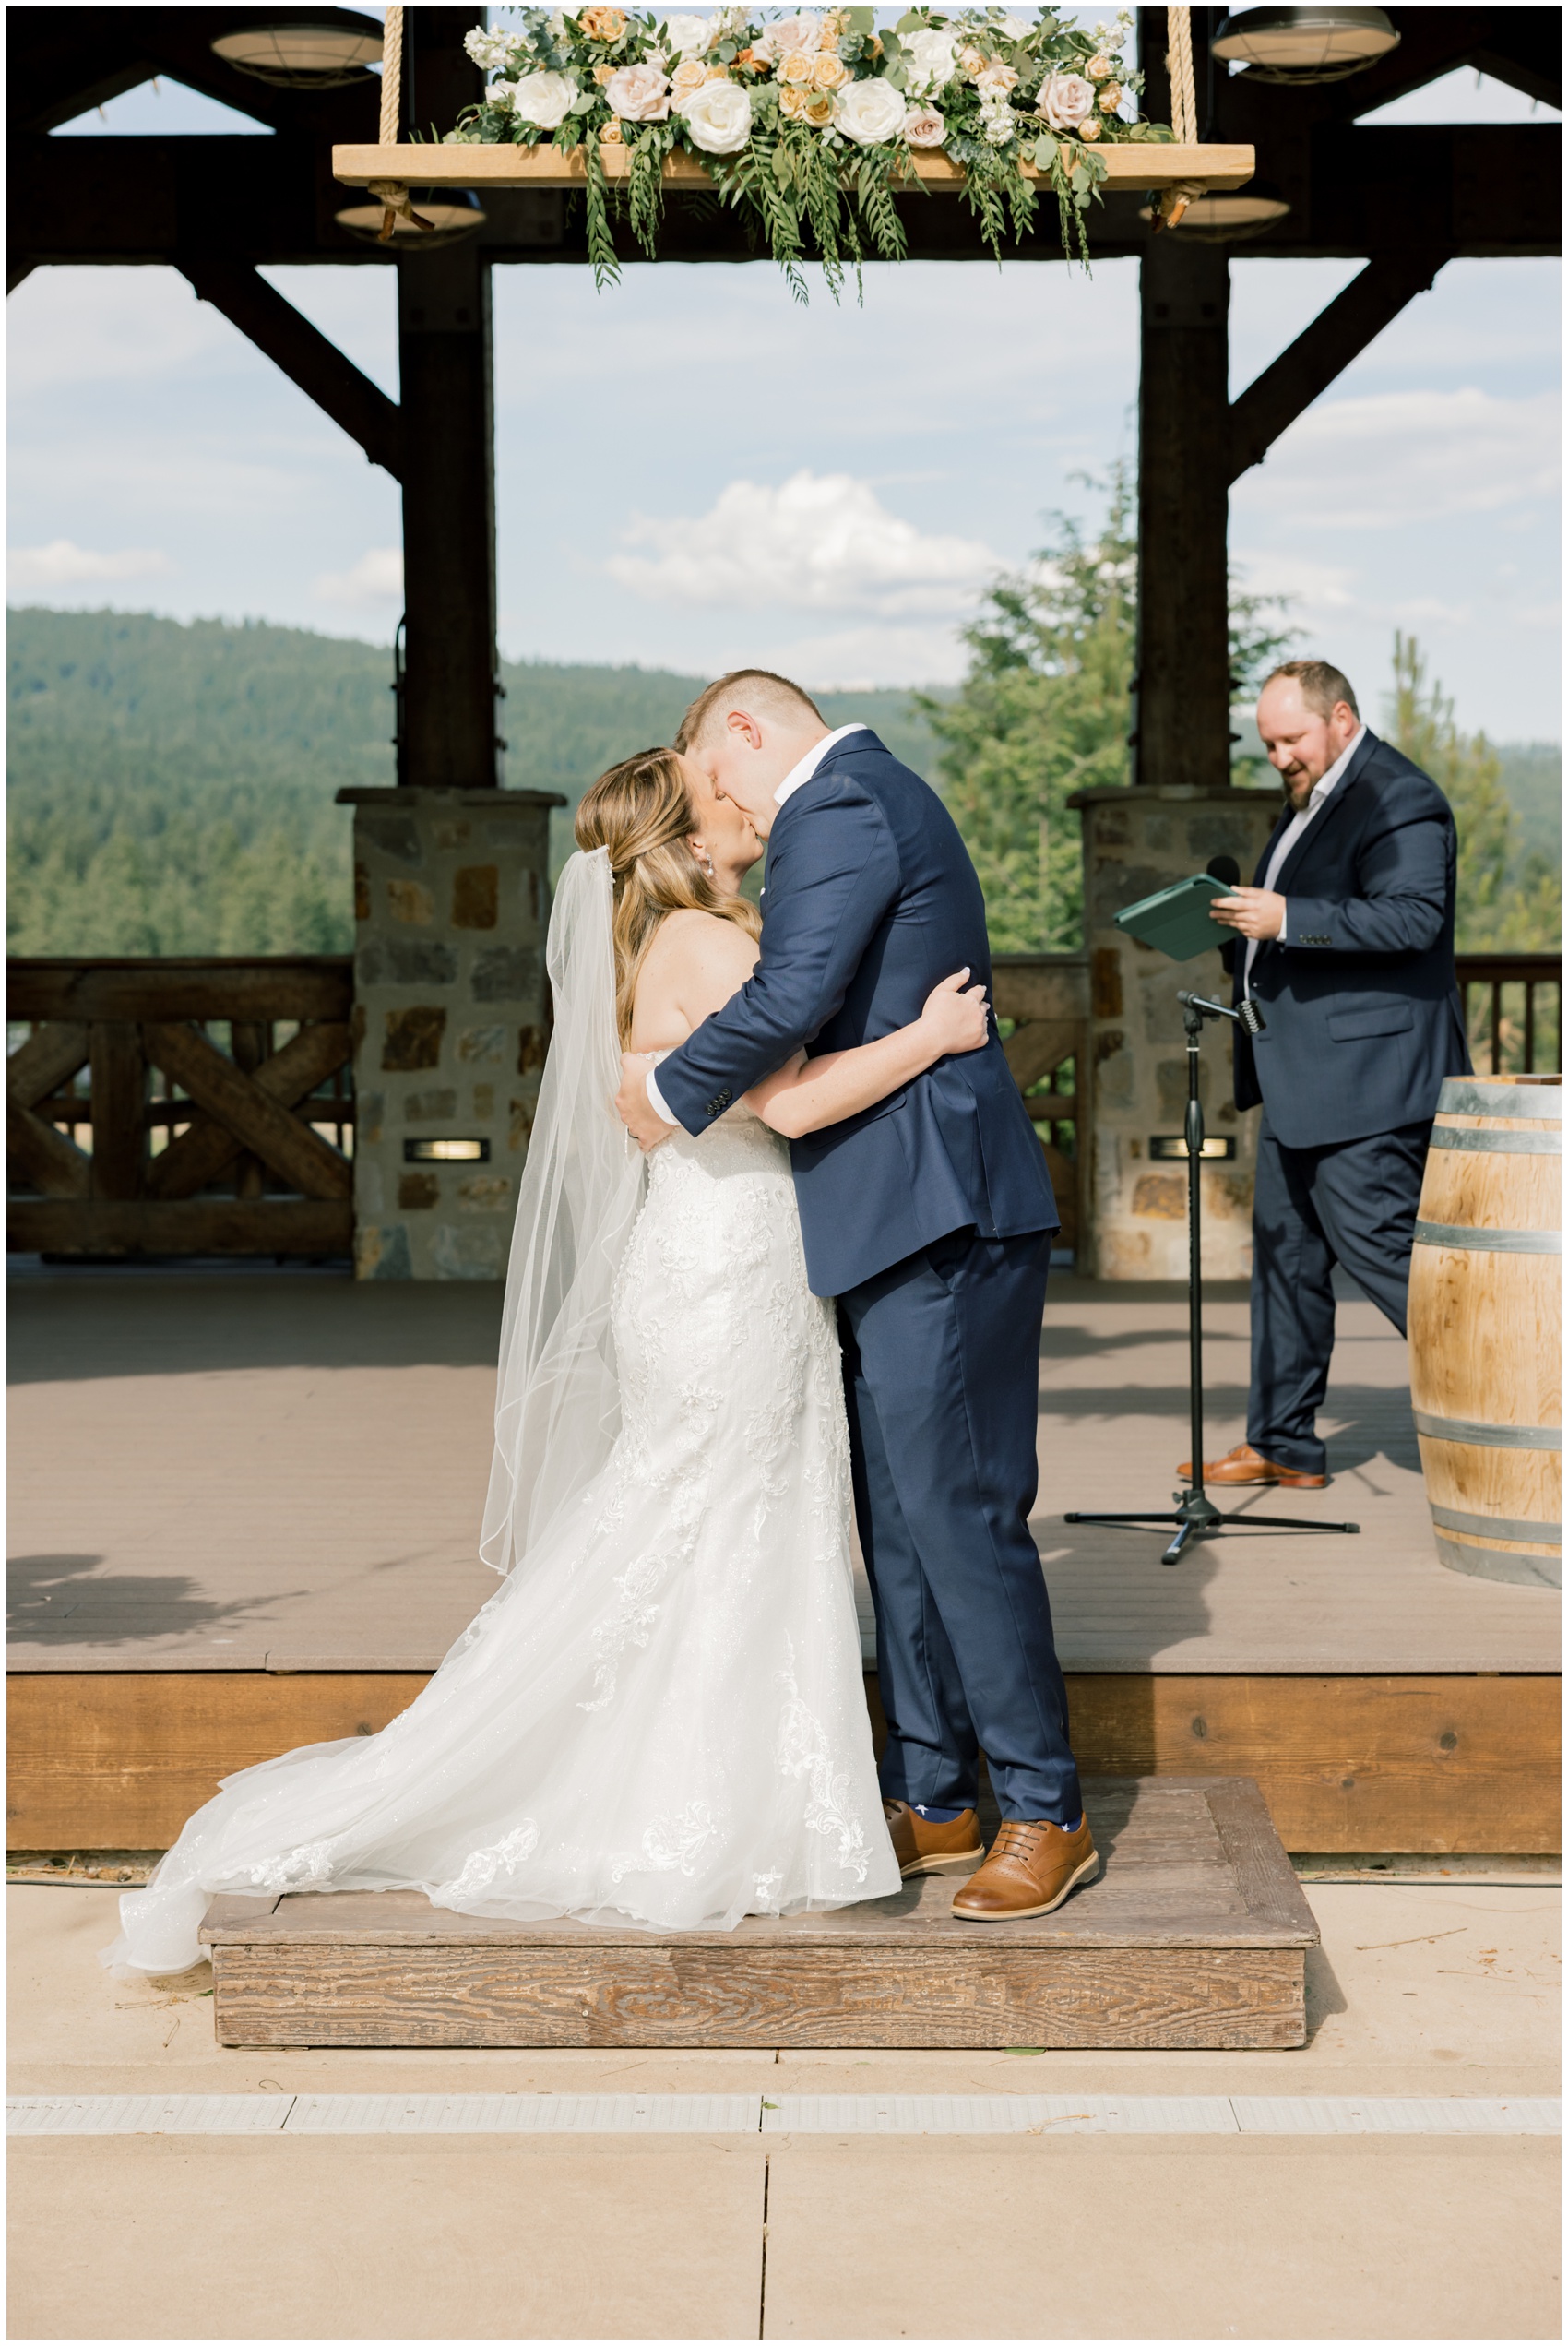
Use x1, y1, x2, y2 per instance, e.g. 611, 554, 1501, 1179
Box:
1244, 722, 1364, 991
644, 725, 870, 1126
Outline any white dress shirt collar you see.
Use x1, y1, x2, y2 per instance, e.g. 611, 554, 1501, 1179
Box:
1298, 721, 1365, 817
773, 723, 869, 808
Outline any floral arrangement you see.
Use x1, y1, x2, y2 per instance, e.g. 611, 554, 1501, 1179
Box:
446, 7, 1173, 292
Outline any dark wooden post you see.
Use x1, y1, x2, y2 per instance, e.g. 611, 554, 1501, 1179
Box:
1134, 9, 1232, 792
396, 13, 499, 791
1134, 233, 1232, 792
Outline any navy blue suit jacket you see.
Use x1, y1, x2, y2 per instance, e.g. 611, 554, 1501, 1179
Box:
652, 730, 1058, 1296
1229, 729, 1470, 1149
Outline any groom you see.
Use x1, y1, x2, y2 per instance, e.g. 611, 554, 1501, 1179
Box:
615, 671, 1097, 1920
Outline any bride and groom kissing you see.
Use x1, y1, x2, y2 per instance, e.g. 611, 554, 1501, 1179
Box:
107, 670, 1096, 1980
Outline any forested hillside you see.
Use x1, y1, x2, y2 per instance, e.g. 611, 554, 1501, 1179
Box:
6, 608, 938, 955
6, 604, 1559, 958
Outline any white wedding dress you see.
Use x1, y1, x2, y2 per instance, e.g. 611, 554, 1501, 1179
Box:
106, 854, 897, 1975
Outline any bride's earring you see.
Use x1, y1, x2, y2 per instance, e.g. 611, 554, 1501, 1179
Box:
693, 843, 717, 880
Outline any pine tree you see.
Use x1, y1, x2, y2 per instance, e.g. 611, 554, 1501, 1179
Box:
1386, 632, 1562, 951
924, 472, 1286, 952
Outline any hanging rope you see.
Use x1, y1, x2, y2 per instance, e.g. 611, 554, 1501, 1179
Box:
371, 6, 434, 241
1156, 6, 1204, 230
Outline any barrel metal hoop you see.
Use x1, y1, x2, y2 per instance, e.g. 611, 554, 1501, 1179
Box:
1430, 1125, 1562, 1156
1415, 1410, 1562, 1451
1433, 1534, 1562, 1590
1431, 1503, 1562, 1543
1437, 1078, 1562, 1123
1414, 1220, 1562, 1254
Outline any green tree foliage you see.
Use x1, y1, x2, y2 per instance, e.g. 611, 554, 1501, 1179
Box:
923, 474, 1289, 953
1386, 632, 1562, 951
6, 607, 939, 955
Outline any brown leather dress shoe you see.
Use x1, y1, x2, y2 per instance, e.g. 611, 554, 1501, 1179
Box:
883, 1800, 983, 1878
951, 1816, 1100, 1920
1177, 1442, 1327, 1489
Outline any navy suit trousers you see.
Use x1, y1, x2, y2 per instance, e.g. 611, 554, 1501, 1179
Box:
1248, 1114, 1431, 1478
837, 1227, 1081, 1823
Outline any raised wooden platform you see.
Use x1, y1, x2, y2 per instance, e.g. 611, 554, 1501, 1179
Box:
199, 1778, 1317, 2052
10, 1266, 1559, 1855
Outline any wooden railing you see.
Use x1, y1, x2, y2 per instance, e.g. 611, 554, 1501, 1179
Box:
991, 953, 1090, 1256
1455, 952, 1562, 1078
7, 959, 354, 1259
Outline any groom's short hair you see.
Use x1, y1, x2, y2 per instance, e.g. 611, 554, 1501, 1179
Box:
677, 669, 826, 753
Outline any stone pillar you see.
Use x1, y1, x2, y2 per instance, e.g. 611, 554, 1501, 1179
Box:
1070, 785, 1280, 1280
340, 787, 565, 1280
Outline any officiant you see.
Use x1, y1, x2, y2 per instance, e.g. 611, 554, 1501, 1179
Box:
1186, 659, 1471, 1489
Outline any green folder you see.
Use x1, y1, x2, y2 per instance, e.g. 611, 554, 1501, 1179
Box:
1113, 871, 1231, 962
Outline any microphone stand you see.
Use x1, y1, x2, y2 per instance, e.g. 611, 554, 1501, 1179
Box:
1066, 990, 1360, 1566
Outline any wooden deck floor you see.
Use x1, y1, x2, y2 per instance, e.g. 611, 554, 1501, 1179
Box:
8, 1261, 1557, 1678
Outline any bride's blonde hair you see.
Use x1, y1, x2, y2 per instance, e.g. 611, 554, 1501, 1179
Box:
576, 748, 761, 1044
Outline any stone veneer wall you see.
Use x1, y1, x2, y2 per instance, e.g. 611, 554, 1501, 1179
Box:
1071, 785, 1281, 1281
342, 787, 564, 1280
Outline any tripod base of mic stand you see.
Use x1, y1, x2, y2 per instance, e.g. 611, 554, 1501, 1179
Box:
1065, 1492, 1360, 1567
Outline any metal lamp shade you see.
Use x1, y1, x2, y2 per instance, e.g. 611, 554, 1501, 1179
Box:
335, 188, 488, 249
211, 15, 384, 89
1140, 181, 1292, 240
1211, 6, 1399, 83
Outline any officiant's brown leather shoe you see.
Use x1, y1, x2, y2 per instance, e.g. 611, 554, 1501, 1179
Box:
951, 1816, 1100, 1920
1177, 1442, 1326, 1489
883, 1800, 983, 1878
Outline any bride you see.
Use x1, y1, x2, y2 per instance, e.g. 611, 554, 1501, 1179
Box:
106, 746, 992, 1973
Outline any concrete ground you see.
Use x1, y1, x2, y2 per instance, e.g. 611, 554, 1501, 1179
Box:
8, 1876, 1560, 2340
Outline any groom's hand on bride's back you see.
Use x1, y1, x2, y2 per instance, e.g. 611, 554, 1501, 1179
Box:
920, 969, 991, 1057
616, 1054, 680, 1152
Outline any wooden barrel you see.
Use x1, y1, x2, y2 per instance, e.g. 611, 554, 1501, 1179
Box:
1408, 1076, 1561, 1588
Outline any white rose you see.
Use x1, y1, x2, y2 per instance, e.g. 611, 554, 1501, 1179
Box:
901, 102, 947, 148
503, 68, 578, 127
769, 12, 825, 54
1037, 69, 1095, 131
901, 26, 958, 96
466, 27, 519, 72
677, 76, 754, 150
606, 60, 671, 118
990, 12, 1033, 38
833, 75, 909, 144
661, 11, 712, 58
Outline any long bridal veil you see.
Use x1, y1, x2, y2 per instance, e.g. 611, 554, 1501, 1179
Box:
480, 845, 646, 1576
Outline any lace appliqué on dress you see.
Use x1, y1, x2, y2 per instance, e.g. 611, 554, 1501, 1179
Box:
434, 1821, 540, 1900
777, 1655, 872, 1884
610, 1799, 718, 1883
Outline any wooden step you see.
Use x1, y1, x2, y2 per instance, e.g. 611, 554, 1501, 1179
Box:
200, 1778, 1317, 2053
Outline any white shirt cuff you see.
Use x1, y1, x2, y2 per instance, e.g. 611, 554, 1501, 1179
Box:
644, 1066, 677, 1128
1277, 902, 1288, 942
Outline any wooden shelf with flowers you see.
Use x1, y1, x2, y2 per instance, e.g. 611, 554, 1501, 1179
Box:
336, 6, 1253, 292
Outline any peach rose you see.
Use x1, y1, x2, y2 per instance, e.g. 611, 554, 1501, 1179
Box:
800, 88, 835, 124
1078, 113, 1101, 138
811, 49, 848, 89
579, 6, 626, 40
778, 81, 810, 117
671, 55, 707, 95
600, 116, 624, 141
1098, 82, 1123, 110
779, 49, 816, 84
956, 42, 986, 76
704, 62, 731, 79
1086, 54, 1112, 79
593, 62, 615, 84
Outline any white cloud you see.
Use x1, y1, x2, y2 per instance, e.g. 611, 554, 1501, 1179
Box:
314, 547, 404, 605
8, 540, 172, 591
1237, 388, 1560, 529
605, 470, 1001, 617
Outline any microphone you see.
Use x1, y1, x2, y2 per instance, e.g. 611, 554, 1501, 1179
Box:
1206, 854, 1240, 887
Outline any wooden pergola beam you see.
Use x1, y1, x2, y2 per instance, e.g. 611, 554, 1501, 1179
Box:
1227, 253, 1447, 484
177, 257, 403, 480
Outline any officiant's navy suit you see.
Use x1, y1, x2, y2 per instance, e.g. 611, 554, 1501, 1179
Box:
1226, 727, 1470, 1477
653, 729, 1081, 1826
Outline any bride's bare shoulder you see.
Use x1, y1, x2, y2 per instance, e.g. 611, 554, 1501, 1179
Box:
645, 908, 757, 975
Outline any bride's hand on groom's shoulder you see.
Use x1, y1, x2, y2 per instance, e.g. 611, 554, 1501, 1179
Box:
616, 1053, 679, 1152
921, 970, 991, 1058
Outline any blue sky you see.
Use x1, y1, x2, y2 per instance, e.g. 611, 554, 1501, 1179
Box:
9, 36, 1561, 740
